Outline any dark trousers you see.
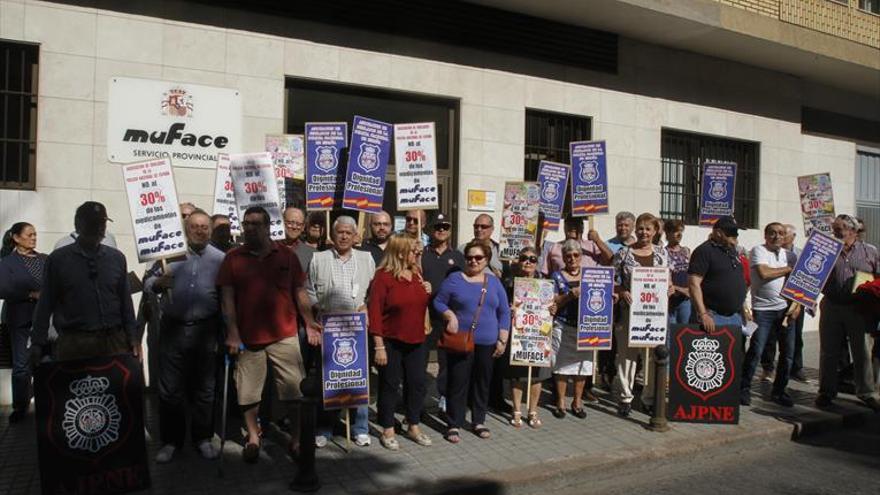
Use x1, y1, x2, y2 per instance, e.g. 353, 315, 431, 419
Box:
377, 339, 427, 428
158, 318, 219, 448
743, 308, 793, 398
446, 344, 494, 429
428, 320, 448, 398
10, 323, 32, 411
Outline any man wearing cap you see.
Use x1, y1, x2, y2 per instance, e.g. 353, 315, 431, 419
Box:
31, 202, 139, 363
358, 211, 393, 265
687, 216, 748, 333
421, 213, 465, 411
540, 216, 613, 276
459, 214, 503, 277
816, 214, 880, 411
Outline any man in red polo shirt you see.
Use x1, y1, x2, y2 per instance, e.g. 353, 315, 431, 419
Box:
217, 206, 320, 463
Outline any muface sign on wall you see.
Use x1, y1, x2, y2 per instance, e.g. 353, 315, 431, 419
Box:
107, 77, 242, 169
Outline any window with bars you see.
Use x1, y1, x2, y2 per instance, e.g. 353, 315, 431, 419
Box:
859, 0, 880, 14
1, 41, 39, 191
524, 109, 591, 183
660, 130, 759, 229
856, 149, 880, 248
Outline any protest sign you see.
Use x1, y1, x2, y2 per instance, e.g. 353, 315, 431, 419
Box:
781, 231, 844, 311
321, 312, 370, 411
107, 77, 241, 169
797, 173, 835, 237
669, 324, 742, 425
34, 354, 150, 495
211, 153, 241, 234
698, 162, 736, 226
628, 266, 669, 347
537, 160, 570, 231
121, 158, 186, 263
570, 140, 609, 216
499, 182, 540, 261
305, 122, 347, 211
509, 278, 555, 367
228, 152, 284, 240
578, 267, 614, 351
266, 134, 305, 208
394, 122, 439, 210
342, 116, 391, 213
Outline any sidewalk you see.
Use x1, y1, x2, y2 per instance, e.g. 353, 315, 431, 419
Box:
1, 332, 876, 495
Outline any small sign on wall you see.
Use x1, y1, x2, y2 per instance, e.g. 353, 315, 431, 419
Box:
467, 189, 497, 212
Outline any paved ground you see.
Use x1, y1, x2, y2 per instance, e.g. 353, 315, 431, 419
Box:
1, 331, 878, 495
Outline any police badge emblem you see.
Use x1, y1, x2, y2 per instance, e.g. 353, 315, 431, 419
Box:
708, 180, 727, 201
579, 160, 599, 183
588, 288, 605, 313
684, 338, 726, 393
357, 143, 380, 172
542, 181, 559, 202
805, 251, 826, 275
333, 338, 357, 368
62, 376, 122, 453
315, 146, 338, 172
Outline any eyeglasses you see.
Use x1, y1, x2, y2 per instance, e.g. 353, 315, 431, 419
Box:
519, 255, 538, 264
412, 250, 424, 256
465, 255, 486, 262
405, 217, 420, 224
473, 224, 492, 230
433, 223, 451, 231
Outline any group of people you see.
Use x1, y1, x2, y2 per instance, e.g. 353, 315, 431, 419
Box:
1, 199, 878, 465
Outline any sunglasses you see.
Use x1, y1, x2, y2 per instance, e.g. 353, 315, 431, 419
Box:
405, 217, 420, 223
519, 255, 538, 264
433, 223, 451, 231
465, 255, 486, 262
473, 224, 492, 230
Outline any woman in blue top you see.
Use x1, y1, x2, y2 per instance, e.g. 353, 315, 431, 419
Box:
0, 222, 47, 423
433, 239, 510, 443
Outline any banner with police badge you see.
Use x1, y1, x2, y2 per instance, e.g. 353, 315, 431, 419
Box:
342, 116, 391, 213
34, 354, 150, 495
509, 277, 555, 367
570, 140, 609, 216
698, 162, 736, 226
537, 160, 570, 232
305, 122, 347, 211
578, 267, 614, 351
228, 152, 284, 240
669, 324, 742, 424
781, 231, 844, 312
499, 181, 540, 261
321, 312, 370, 410
121, 158, 187, 263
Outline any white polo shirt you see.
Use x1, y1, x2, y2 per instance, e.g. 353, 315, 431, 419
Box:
749, 244, 789, 311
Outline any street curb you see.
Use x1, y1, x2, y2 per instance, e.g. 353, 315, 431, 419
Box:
789, 408, 874, 439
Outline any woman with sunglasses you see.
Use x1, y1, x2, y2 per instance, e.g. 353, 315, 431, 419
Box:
502, 246, 551, 428
549, 239, 595, 419
612, 212, 671, 417
0, 222, 47, 423
433, 239, 510, 443
368, 235, 433, 450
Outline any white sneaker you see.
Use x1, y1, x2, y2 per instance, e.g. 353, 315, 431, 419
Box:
438, 396, 447, 412
198, 440, 219, 460
155, 444, 176, 464
354, 434, 371, 447
315, 435, 328, 448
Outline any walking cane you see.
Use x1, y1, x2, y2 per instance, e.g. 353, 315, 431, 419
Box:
217, 353, 231, 478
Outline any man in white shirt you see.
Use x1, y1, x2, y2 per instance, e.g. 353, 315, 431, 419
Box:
741, 222, 799, 407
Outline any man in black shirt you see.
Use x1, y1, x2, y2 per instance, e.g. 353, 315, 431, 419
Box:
357, 210, 392, 266
687, 216, 747, 333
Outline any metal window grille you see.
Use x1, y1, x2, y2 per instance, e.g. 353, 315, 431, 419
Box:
524, 109, 591, 181
856, 149, 880, 248
661, 130, 760, 228
1, 41, 38, 190
859, 0, 880, 14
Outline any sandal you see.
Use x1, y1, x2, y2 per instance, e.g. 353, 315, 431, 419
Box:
445, 428, 461, 444
571, 405, 587, 419
509, 411, 523, 428
407, 431, 433, 446
473, 425, 491, 439
380, 435, 400, 451
527, 412, 542, 429
552, 406, 566, 419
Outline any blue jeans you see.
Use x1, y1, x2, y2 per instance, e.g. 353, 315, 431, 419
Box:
10, 323, 32, 412
743, 308, 793, 398
318, 406, 369, 438
669, 300, 692, 326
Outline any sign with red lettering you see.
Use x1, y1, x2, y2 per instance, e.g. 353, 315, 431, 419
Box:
121, 158, 187, 263
668, 325, 742, 424
34, 354, 150, 495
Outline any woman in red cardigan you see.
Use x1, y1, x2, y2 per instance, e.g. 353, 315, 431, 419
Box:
368, 234, 433, 450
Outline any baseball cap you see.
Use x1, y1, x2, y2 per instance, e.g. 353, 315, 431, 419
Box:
713, 216, 738, 237
430, 212, 452, 229
75, 201, 113, 224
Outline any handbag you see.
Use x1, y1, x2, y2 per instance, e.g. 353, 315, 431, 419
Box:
438, 275, 489, 354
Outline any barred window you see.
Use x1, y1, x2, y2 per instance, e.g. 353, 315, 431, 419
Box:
1, 41, 39, 190
660, 130, 759, 229
524, 109, 591, 182
859, 0, 879, 14
856, 148, 880, 248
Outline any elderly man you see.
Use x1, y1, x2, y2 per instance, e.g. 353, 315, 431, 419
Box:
541, 216, 613, 276
740, 222, 798, 407
761, 224, 806, 382
458, 213, 503, 277
308, 216, 376, 447
606, 211, 636, 255
358, 211, 393, 265
217, 206, 319, 463
688, 216, 748, 333
282, 206, 315, 273
815, 214, 880, 411
31, 202, 138, 364
145, 210, 226, 462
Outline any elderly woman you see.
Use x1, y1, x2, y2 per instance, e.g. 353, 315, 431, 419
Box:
612, 213, 671, 417
433, 239, 510, 443
0, 222, 47, 423
664, 219, 691, 325
550, 239, 594, 419
368, 235, 433, 450
503, 246, 551, 428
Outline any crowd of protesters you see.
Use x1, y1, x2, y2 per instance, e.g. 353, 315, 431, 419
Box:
1, 200, 879, 464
